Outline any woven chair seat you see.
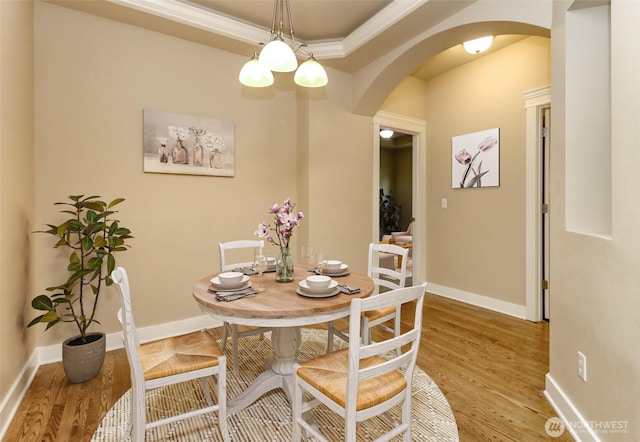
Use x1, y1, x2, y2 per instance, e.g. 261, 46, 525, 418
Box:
139, 331, 223, 381
296, 348, 406, 411
363, 305, 395, 322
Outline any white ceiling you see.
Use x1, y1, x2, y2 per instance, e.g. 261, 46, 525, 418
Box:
51, 0, 535, 81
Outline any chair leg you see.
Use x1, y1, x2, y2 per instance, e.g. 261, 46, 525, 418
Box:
201, 377, 213, 406
402, 392, 412, 441
217, 362, 230, 442
362, 317, 370, 345
394, 309, 402, 356
231, 324, 239, 376
132, 383, 146, 441
292, 376, 302, 441
221, 321, 230, 350
326, 321, 334, 353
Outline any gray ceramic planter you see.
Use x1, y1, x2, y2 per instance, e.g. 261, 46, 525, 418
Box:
62, 332, 106, 383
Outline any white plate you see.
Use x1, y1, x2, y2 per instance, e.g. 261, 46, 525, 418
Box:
296, 286, 341, 298
210, 275, 250, 290
209, 281, 252, 293
317, 264, 349, 276
298, 279, 339, 294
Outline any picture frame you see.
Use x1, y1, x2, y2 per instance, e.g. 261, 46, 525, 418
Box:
452, 128, 500, 188
143, 109, 235, 177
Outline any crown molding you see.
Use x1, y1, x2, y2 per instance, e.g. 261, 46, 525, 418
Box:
107, 0, 430, 60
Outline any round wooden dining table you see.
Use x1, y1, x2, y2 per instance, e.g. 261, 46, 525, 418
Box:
192, 263, 374, 415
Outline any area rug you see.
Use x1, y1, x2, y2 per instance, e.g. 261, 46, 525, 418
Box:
92, 329, 458, 441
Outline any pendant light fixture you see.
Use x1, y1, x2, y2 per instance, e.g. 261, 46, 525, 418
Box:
239, 0, 328, 88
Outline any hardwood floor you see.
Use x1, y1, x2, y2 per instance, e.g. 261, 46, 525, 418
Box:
4, 293, 571, 441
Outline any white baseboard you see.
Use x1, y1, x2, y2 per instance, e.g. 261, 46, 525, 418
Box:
0, 314, 223, 439
545, 373, 601, 442
427, 282, 527, 319
0, 351, 39, 440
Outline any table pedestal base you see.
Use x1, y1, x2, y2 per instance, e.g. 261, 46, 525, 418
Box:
228, 326, 301, 415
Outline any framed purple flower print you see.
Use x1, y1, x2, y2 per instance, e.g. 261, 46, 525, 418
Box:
452, 128, 499, 188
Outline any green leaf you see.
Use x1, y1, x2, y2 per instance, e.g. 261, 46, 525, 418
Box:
31, 294, 53, 311
68, 268, 93, 284
84, 201, 106, 212
86, 210, 98, 223
54, 239, 67, 247
88, 257, 102, 269
41, 310, 59, 322
107, 198, 125, 208
89, 222, 107, 235
67, 261, 81, 272
44, 319, 61, 330
81, 235, 93, 252
27, 315, 45, 327
115, 228, 131, 236
107, 253, 115, 274
56, 221, 70, 236
94, 235, 107, 248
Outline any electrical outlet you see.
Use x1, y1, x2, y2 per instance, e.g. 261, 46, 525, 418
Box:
578, 351, 587, 382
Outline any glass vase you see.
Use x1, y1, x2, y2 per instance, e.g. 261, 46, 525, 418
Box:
276, 247, 294, 282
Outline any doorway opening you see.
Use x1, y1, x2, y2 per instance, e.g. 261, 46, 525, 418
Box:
379, 128, 413, 239
524, 87, 551, 322
373, 111, 427, 285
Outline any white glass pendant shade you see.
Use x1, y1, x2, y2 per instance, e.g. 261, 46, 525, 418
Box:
380, 129, 394, 139
259, 37, 298, 72
239, 55, 274, 87
294, 57, 328, 88
462, 36, 494, 54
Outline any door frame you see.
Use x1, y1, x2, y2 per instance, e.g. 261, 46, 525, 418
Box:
524, 86, 551, 321
373, 111, 427, 285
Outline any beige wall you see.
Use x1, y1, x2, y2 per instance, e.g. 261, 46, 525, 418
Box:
382, 36, 551, 306
549, 1, 640, 438
0, 0, 35, 404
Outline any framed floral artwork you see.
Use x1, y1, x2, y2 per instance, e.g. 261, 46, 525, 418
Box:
143, 109, 234, 177
452, 128, 499, 188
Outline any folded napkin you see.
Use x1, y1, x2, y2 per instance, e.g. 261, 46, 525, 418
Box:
215, 288, 257, 302
338, 284, 360, 295
234, 266, 257, 275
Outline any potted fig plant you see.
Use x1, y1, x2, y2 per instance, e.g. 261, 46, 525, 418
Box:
28, 195, 133, 383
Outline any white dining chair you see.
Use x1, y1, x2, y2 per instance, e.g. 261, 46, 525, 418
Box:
111, 267, 229, 442
327, 242, 410, 352
293, 283, 427, 442
218, 239, 271, 374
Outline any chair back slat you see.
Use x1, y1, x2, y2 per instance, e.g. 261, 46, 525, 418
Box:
218, 239, 264, 271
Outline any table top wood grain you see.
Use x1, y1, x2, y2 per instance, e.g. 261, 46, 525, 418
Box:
193, 264, 374, 324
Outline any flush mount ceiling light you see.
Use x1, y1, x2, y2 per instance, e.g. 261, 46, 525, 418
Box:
380, 129, 394, 139
462, 36, 494, 54
239, 0, 328, 88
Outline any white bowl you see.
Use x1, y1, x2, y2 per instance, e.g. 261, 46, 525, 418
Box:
218, 271, 244, 285
306, 275, 331, 288
266, 257, 276, 266
324, 260, 342, 270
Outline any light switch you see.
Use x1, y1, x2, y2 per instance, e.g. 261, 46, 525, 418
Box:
441, 198, 447, 209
